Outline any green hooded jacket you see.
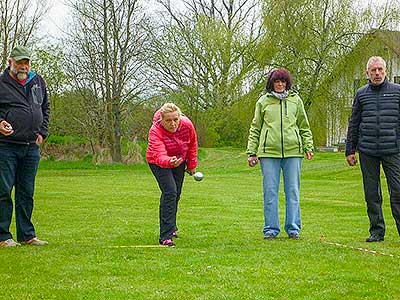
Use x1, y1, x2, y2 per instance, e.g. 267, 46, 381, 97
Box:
246, 91, 314, 158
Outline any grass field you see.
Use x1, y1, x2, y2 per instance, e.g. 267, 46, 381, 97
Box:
1, 148, 400, 299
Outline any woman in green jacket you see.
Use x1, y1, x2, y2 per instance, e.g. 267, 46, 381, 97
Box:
246, 68, 314, 240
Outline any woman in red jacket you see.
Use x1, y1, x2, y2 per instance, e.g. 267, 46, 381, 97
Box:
146, 103, 198, 247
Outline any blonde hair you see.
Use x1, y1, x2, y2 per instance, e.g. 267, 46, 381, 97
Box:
366, 56, 386, 70
159, 103, 182, 119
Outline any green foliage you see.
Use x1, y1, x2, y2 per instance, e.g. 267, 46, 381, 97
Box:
149, 1, 263, 146
46, 135, 86, 145
62, 0, 150, 162
123, 100, 157, 142
123, 140, 144, 164
136, 140, 149, 163
49, 90, 100, 138
41, 134, 91, 161
41, 135, 145, 164
261, 0, 363, 104
32, 0, 400, 150
2, 148, 400, 299
310, 29, 400, 146
259, 0, 368, 145
32, 45, 67, 101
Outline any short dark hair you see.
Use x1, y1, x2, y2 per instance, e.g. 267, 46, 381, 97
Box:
265, 68, 292, 92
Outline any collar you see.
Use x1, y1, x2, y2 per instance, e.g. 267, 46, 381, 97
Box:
271, 90, 289, 100
3, 67, 36, 86
12, 75, 28, 86
369, 77, 388, 90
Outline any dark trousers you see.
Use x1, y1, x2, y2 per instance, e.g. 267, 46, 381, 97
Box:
149, 163, 185, 242
0, 142, 40, 242
359, 151, 400, 237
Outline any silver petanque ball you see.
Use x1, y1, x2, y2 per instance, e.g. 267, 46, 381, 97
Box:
193, 171, 204, 181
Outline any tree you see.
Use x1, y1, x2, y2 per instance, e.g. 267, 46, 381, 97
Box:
0, 0, 49, 69
32, 45, 67, 112
259, 0, 400, 145
64, 0, 150, 162
149, 0, 263, 145
261, 0, 364, 108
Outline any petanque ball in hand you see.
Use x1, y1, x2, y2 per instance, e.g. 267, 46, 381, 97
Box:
193, 172, 204, 181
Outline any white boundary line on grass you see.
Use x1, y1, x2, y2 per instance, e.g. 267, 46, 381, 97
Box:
320, 236, 395, 258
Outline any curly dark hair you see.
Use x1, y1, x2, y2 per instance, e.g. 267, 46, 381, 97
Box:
265, 68, 292, 92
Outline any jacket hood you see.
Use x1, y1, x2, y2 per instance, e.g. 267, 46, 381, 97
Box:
152, 110, 162, 125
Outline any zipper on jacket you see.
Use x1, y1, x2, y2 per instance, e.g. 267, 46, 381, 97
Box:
263, 130, 268, 152
284, 100, 288, 117
280, 99, 284, 158
376, 90, 380, 153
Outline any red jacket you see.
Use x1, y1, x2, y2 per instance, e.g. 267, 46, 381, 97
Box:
146, 111, 198, 169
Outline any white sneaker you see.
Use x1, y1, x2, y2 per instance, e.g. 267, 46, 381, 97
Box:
22, 237, 48, 246
0, 239, 21, 247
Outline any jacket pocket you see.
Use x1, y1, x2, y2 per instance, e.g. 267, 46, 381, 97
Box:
31, 84, 43, 105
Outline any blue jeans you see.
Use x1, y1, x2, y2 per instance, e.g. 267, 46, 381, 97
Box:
259, 157, 302, 237
0, 142, 40, 242
149, 163, 185, 242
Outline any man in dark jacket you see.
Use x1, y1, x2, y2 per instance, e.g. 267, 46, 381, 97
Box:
0, 46, 49, 247
346, 56, 400, 243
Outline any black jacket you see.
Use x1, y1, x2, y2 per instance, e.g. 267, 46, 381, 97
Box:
345, 78, 400, 156
0, 68, 50, 144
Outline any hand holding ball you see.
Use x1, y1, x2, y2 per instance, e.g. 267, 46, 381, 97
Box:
193, 171, 204, 181
248, 156, 258, 167
4, 124, 12, 131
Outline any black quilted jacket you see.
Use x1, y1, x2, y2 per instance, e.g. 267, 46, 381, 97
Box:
345, 78, 400, 156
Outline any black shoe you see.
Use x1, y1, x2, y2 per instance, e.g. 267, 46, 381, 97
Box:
366, 235, 384, 242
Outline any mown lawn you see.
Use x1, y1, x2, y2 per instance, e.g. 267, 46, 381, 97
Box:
1, 148, 399, 300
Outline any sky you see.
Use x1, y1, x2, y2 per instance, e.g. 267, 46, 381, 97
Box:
42, 0, 163, 40
42, 0, 69, 40
41, 0, 386, 40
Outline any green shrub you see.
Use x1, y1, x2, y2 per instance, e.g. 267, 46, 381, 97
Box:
47, 135, 87, 145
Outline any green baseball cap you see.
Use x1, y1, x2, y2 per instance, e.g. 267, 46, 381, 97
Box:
10, 46, 31, 61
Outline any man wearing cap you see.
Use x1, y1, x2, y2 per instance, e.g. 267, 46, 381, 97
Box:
0, 46, 50, 247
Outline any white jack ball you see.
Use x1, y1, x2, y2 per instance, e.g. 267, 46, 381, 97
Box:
193, 171, 204, 181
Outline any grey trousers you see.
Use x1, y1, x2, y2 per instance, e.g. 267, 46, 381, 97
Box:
359, 151, 400, 237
